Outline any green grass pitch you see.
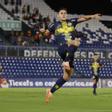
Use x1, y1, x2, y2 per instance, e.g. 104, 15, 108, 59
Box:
0, 88, 112, 112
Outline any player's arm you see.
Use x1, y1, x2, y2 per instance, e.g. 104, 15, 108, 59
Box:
39, 28, 50, 36
89, 59, 94, 69
77, 14, 102, 22
89, 64, 93, 69
39, 23, 55, 37
39, 29, 51, 37
97, 59, 103, 68
99, 63, 103, 68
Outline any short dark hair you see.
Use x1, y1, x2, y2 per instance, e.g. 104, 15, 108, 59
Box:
94, 53, 99, 56
57, 7, 68, 12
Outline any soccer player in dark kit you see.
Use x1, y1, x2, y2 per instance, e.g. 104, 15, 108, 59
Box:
41, 8, 101, 103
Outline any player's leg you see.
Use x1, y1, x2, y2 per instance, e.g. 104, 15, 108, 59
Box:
63, 67, 74, 80
50, 68, 71, 92
49, 67, 74, 92
45, 67, 71, 103
45, 45, 75, 103
93, 78, 97, 95
45, 45, 67, 103
95, 76, 99, 95
49, 45, 75, 92
62, 38, 81, 70
45, 60, 75, 103
93, 76, 99, 95
70, 38, 81, 47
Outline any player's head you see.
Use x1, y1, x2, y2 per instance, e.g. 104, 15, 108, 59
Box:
93, 53, 100, 61
57, 8, 68, 21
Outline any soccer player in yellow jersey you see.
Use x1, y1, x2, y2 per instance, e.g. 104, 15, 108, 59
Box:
42, 8, 101, 103
90, 54, 103, 95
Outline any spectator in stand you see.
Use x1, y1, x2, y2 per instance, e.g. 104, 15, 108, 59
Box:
11, 8, 15, 15
15, 5, 19, 14
22, 5, 27, 14
24, 30, 34, 45
0, 65, 9, 88
27, 4, 30, 14
17, 36, 23, 46
34, 31, 40, 45
10, 30, 17, 45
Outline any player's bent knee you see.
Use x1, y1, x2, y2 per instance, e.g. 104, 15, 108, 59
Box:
71, 40, 80, 47
75, 41, 80, 47
63, 75, 71, 81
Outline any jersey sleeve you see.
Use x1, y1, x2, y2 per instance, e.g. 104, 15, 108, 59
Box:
97, 60, 102, 67
90, 59, 94, 67
48, 23, 55, 33
99, 63, 103, 67
70, 18, 79, 27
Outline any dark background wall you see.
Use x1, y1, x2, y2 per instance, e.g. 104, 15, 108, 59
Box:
44, 0, 112, 15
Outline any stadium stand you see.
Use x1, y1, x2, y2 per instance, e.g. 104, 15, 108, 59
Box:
77, 20, 112, 48
0, 0, 112, 48
0, 56, 112, 79
0, 7, 12, 20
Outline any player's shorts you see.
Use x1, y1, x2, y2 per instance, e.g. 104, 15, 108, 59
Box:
92, 75, 99, 82
57, 44, 77, 68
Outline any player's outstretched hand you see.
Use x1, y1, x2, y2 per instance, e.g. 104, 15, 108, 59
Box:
93, 13, 102, 19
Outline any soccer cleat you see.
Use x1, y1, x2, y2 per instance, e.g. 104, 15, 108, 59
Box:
62, 61, 70, 70
45, 89, 53, 103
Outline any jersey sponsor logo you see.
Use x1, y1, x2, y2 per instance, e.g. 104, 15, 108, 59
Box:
67, 22, 72, 26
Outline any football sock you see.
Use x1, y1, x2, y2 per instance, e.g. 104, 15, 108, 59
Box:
93, 83, 97, 93
50, 77, 66, 93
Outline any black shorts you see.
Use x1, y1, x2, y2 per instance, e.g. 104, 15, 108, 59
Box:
93, 75, 99, 82
58, 44, 77, 68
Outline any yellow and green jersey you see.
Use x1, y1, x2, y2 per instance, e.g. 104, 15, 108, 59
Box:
48, 18, 79, 46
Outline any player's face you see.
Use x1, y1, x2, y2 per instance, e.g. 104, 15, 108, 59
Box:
58, 10, 67, 21
93, 55, 100, 61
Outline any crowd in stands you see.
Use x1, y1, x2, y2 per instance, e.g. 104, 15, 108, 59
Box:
8, 29, 53, 46
0, 0, 53, 46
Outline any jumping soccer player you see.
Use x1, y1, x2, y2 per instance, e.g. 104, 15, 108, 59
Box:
41, 8, 101, 103
90, 54, 102, 95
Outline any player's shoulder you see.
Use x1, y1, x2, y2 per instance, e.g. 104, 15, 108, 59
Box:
48, 21, 60, 28
69, 18, 78, 23
48, 22, 54, 28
